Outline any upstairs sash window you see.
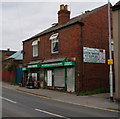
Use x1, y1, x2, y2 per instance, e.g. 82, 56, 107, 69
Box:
32, 40, 38, 57
49, 33, 59, 54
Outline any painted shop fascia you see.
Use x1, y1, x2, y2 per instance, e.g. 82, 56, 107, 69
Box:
22, 58, 76, 92
41, 59, 76, 91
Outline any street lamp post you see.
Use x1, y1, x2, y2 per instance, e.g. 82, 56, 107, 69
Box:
108, 0, 114, 101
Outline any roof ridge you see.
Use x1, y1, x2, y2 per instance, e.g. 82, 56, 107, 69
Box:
70, 3, 108, 21
23, 3, 108, 42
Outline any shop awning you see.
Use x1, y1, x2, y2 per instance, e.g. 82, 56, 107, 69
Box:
27, 60, 41, 69
42, 58, 66, 64
41, 58, 66, 68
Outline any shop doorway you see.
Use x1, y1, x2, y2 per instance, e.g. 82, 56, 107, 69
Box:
47, 70, 53, 86
67, 67, 74, 92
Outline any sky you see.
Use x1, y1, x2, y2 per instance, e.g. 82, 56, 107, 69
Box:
0, 0, 119, 51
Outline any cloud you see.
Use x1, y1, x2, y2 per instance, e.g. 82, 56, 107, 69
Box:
1, 1, 118, 50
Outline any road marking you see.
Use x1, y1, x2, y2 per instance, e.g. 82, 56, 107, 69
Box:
0, 96, 17, 104
35, 108, 70, 119
3, 86, 120, 113
16, 89, 120, 113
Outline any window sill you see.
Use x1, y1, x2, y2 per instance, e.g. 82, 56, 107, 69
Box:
51, 52, 59, 56
32, 56, 38, 59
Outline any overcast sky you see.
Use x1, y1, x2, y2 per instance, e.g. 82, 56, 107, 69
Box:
0, 0, 119, 51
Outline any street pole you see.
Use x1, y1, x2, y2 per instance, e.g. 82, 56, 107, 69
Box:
108, 0, 114, 101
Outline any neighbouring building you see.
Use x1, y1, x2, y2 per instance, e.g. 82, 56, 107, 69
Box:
112, 1, 120, 101
0, 49, 16, 61
0, 49, 16, 81
2, 50, 23, 83
23, 4, 112, 92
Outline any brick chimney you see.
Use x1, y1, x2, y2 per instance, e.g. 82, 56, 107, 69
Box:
58, 4, 70, 25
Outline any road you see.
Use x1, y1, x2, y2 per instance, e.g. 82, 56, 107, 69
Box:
2, 87, 119, 118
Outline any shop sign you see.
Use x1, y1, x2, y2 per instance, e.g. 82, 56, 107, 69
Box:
27, 63, 40, 68
64, 61, 75, 66
22, 67, 27, 71
41, 62, 63, 68
83, 47, 106, 63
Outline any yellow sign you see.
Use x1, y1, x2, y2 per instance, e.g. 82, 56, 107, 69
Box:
108, 59, 113, 64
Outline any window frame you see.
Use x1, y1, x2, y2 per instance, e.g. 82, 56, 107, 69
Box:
49, 33, 59, 54
32, 40, 38, 57
51, 38, 59, 54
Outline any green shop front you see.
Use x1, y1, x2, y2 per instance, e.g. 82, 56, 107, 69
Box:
27, 61, 41, 88
22, 67, 28, 86
42, 58, 76, 92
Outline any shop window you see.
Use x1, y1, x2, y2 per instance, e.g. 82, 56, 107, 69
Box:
32, 40, 38, 57
49, 33, 59, 54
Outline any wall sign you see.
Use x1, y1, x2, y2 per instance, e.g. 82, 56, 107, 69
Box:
64, 61, 75, 66
27, 63, 41, 68
22, 67, 27, 71
83, 47, 106, 63
41, 62, 63, 68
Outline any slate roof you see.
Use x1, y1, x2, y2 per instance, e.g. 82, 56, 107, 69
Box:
0, 50, 16, 56
23, 4, 108, 42
6, 50, 23, 60
112, 1, 120, 11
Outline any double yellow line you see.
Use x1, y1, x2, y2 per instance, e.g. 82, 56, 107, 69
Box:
3, 86, 120, 113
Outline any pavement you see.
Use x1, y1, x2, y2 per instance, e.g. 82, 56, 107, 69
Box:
2, 82, 120, 112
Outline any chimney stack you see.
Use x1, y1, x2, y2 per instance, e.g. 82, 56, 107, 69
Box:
58, 4, 70, 25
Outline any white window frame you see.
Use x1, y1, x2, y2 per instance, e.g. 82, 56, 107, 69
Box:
32, 40, 38, 57
49, 33, 59, 54
51, 38, 59, 54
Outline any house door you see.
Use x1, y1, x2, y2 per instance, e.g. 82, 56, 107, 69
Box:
47, 70, 52, 86
67, 67, 74, 92
16, 68, 22, 83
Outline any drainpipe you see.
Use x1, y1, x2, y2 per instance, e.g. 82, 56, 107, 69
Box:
77, 21, 84, 94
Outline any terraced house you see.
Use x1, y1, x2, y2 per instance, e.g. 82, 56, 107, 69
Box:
22, 4, 112, 92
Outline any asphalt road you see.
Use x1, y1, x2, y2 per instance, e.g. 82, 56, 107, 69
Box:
2, 87, 119, 118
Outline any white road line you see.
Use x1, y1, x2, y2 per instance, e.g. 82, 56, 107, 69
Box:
0, 96, 17, 104
35, 108, 70, 119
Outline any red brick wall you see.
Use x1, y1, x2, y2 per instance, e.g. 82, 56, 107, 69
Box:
2, 71, 16, 83
79, 4, 110, 90
23, 24, 81, 63
23, 4, 111, 91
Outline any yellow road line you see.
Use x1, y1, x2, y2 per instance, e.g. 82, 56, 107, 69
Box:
3, 86, 120, 113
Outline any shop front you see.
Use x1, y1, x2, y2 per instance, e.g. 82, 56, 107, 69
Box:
26, 61, 41, 88
22, 67, 28, 86
41, 58, 76, 92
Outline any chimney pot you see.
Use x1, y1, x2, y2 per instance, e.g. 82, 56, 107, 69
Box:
60, 4, 64, 10
7, 48, 10, 51
64, 5, 68, 10
58, 4, 70, 25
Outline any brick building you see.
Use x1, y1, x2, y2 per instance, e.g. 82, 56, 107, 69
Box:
0, 49, 16, 61
2, 50, 23, 83
23, 4, 111, 92
112, 1, 120, 101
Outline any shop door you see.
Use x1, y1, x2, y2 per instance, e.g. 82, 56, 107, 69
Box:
16, 68, 22, 83
47, 70, 52, 86
54, 68, 64, 87
67, 67, 74, 92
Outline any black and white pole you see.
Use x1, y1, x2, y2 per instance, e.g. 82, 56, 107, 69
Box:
108, 0, 114, 101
